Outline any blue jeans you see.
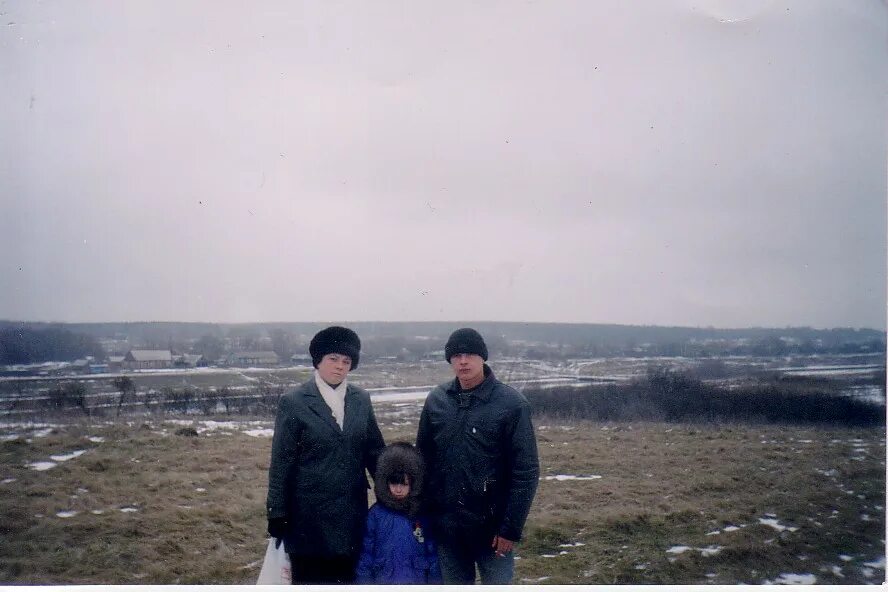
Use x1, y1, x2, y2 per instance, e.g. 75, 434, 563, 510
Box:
437, 541, 514, 584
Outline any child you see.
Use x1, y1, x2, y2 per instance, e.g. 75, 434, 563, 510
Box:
356, 442, 442, 584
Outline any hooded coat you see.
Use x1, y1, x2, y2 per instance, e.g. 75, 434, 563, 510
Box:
266, 378, 385, 559
355, 443, 442, 584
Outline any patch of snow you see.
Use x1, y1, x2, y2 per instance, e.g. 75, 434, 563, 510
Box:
1, 434, 20, 442
829, 565, 844, 578
27, 461, 57, 471
91, 510, 104, 515
195, 487, 206, 492
779, 366, 881, 377
839, 555, 852, 562
758, 518, 798, 532
1, 478, 16, 484
723, 525, 741, 532
200, 420, 247, 431
119, 507, 138, 513
705, 530, 720, 536
543, 474, 602, 481
50, 450, 86, 462
667, 546, 691, 554
861, 568, 874, 578
521, 577, 550, 582
559, 542, 586, 547
56, 511, 78, 518
863, 557, 885, 569
244, 429, 274, 438
668, 544, 721, 557
768, 573, 816, 585
540, 554, 559, 558
87, 436, 105, 443
372, 391, 429, 402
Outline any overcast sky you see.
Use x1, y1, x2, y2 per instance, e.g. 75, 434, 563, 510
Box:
2, 1, 885, 329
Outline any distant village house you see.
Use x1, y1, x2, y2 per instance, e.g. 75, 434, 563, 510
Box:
124, 350, 173, 370
290, 353, 311, 365
228, 351, 279, 367
173, 353, 206, 368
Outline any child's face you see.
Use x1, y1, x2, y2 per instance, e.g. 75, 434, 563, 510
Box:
388, 480, 410, 500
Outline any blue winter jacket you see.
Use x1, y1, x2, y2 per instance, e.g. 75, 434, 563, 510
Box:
355, 503, 442, 584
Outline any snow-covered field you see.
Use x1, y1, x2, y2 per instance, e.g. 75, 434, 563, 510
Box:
0, 354, 882, 422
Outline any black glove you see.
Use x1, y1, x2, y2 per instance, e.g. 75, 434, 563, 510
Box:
267, 517, 289, 548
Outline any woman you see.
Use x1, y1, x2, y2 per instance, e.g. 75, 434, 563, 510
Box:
265, 326, 385, 583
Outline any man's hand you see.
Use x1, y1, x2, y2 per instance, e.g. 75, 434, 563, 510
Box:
491, 535, 515, 557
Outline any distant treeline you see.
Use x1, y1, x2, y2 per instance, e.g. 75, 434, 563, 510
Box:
5, 320, 883, 346
0, 320, 884, 362
523, 369, 886, 427
0, 327, 105, 364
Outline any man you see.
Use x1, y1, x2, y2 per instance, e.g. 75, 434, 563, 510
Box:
416, 328, 540, 584
266, 326, 385, 583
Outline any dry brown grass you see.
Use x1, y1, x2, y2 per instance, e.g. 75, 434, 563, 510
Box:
0, 404, 884, 584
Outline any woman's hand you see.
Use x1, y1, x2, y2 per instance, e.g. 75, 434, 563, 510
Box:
267, 517, 289, 547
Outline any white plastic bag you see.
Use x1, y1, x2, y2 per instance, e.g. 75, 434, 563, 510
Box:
256, 538, 291, 585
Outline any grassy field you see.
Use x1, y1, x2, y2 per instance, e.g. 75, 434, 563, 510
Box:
0, 400, 884, 585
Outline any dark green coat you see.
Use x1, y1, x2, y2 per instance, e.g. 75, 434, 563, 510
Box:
266, 379, 385, 558
416, 365, 539, 549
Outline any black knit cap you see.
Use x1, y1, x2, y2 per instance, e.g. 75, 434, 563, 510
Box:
309, 326, 361, 370
444, 327, 488, 362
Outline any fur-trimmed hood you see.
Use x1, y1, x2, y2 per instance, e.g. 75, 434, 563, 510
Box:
374, 442, 424, 519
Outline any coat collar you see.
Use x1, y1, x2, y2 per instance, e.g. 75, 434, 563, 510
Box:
445, 363, 495, 402
303, 379, 363, 435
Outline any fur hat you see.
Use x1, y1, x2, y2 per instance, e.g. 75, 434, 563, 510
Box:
309, 326, 361, 370
444, 328, 488, 362
374, 442, 424, 518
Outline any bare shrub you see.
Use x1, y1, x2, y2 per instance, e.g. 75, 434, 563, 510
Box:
523, 368, 885, 427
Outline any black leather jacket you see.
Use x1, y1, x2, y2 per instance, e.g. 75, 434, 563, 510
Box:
416, 365, 539, 547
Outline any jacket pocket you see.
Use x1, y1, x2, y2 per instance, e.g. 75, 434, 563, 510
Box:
465, 421, 500, 457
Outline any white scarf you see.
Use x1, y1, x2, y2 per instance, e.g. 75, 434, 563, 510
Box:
314, 370, 346, 429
